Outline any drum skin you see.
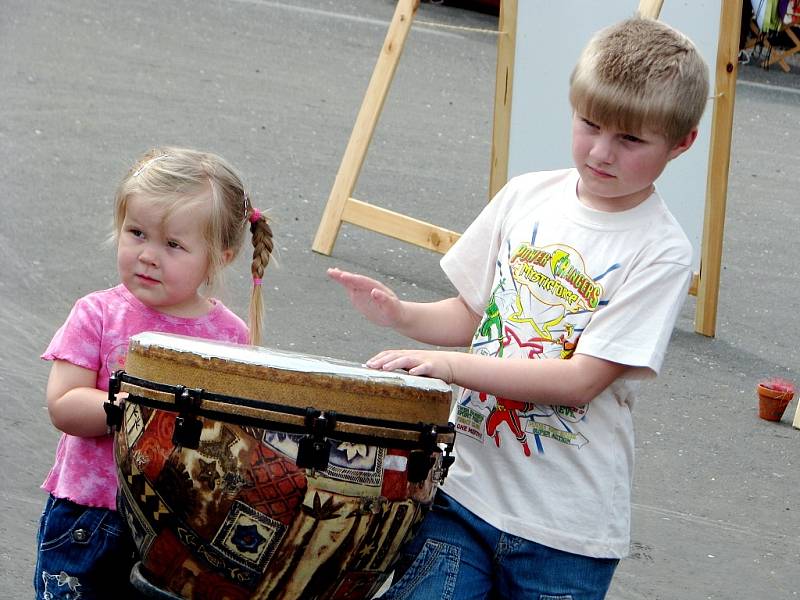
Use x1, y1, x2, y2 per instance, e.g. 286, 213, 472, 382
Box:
113, 333, 454, 600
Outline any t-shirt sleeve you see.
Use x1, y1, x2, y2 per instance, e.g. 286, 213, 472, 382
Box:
441, 181, 517, 316
207, 302, 251, 346
41, 295, 104, 372
234, 319, 250, 345
575, 257, 692, 377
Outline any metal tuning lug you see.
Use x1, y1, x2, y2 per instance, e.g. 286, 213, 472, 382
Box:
408, 423, 439, 484
407, 451, 435, 484
439, 421, 457, 480
172, 386, 204, 449
296, 408, 336, 472
103, 370, 125, 432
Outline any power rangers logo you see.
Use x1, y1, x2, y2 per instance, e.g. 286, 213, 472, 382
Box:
510, 244, 602, 313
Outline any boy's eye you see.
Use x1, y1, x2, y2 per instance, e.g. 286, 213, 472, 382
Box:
622, 134, 643, 143
581, 118, 599, 129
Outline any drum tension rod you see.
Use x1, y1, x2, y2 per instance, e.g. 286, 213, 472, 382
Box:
103, 370, 125, 433
437, 423, 457, 482
296, 408, 337, 472
408, 425, 440, 484
172, 386, 204, 450
408, 424, 457, 484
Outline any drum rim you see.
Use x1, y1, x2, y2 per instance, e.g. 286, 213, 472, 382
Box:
129, 334, 454, 397
116, 371, 456, 447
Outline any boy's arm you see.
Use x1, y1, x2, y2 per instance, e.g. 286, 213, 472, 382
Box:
367, 349, 627, 407
327, 267, 481, 347
47, 360, 111, 437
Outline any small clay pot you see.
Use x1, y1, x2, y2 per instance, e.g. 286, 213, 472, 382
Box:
757, 384, 794, 421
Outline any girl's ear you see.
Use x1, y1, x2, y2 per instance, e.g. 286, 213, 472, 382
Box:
221, 248, 235, 265
668, 128, 698, 160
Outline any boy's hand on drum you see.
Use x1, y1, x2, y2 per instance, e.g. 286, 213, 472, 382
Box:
327, 268, 406, 329
366, 349, 456, 383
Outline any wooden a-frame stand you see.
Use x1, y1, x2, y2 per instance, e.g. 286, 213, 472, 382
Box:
312, 0, 741, 337
311, 0, 459, 255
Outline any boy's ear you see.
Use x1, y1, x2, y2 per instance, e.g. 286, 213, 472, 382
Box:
668, 128, 698, 160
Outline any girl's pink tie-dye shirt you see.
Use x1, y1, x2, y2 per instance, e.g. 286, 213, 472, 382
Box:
41, 284, 249, 509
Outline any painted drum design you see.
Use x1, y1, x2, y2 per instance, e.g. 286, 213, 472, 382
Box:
109, 332, 455, 600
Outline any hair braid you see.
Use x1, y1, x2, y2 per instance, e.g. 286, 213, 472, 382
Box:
248, 215, 273, 346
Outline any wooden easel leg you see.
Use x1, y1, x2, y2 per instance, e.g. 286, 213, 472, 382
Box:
637, 0, 665, 19
695, 0, 742, 337
488, 0, 517, 199
312, 0, 420, 256
793, 399, 800, 429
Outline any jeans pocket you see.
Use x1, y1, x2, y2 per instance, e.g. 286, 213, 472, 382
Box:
39, 497, 114, 553
35, 499, 135, 600
38, 497, 95, 552
382, 539, 461, 600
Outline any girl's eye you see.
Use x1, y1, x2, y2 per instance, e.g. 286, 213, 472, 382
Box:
129, 228, 144, 238
167, 240, 184, 250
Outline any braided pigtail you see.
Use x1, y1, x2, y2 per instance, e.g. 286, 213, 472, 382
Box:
247, 208, 273, 346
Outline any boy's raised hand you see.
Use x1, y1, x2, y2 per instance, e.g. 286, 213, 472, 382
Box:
327, 267, 405, 329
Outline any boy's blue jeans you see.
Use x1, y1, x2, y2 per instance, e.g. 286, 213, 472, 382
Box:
382, 492, 619, 600
33, 494, 138, 600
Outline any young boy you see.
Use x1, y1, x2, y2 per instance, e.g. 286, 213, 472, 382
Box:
328, 17, 709, 600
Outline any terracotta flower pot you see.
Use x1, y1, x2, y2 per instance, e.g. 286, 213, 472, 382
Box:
757, 383, 794, 421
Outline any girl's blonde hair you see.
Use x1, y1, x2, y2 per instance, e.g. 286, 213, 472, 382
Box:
569, 17, 709, 145
113, 147, 273, 345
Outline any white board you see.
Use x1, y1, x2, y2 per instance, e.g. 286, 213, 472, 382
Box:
506, 1, 721, 272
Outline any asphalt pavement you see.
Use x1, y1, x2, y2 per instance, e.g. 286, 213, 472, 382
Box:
1, 1, 798, 598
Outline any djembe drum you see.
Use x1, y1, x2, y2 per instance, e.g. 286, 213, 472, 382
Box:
105, 332, 455, 600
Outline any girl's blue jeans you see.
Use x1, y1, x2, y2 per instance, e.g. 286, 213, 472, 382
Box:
381, 491, 619, 600
33, 494, 138, 600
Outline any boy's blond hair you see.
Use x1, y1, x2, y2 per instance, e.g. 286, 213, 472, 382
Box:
569, 17, 709, 145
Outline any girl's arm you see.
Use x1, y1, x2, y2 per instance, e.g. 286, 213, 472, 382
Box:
367, 350, 627, 407
327, 268, 480, 347
46, 360, 109, 437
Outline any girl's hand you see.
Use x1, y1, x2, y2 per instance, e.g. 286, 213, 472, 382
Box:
366, 349, 457, 383
327, 267, 406, 329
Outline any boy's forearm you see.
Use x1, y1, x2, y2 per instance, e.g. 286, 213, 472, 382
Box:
395, 296, 480, 347
448, 352, 626, 407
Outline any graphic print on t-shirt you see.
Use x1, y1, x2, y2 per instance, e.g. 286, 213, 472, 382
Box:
455, 239, 617, 456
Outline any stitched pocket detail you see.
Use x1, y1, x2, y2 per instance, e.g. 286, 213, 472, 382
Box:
383, 539, 461, 600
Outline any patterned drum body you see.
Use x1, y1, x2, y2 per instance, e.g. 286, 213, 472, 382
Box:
112, 333, 454, 600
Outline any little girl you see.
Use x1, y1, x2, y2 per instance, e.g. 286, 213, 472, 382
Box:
34, 147, 273, 599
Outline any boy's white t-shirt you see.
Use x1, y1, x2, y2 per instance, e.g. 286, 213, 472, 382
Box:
439, 168, 692, 558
